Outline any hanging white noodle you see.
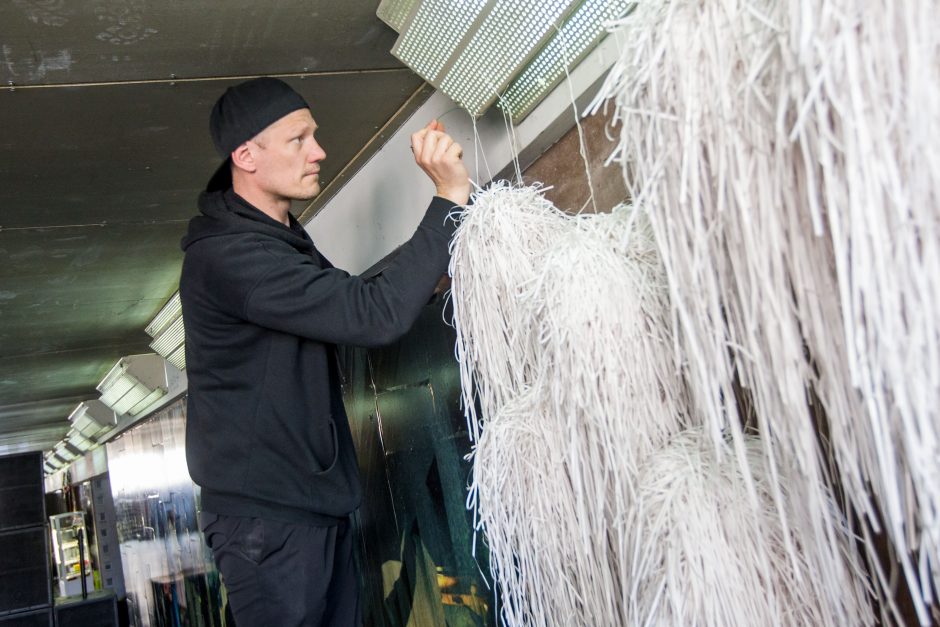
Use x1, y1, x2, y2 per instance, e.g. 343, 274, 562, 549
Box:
448, 180, 569, 446
784, 0, 940, 619
473, 389, 582, 627
589, 0, 875, 621
526, 206, 689, 625
456, 194, 691, 625
627, 426, 875, 627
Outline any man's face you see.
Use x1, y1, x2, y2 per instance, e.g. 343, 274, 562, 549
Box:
250, 108, 326, 202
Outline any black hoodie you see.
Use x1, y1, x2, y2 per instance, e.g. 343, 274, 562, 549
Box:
180, 187, 457, 525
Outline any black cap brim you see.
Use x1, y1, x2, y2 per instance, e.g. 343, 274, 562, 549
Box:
206, 157, 233, 192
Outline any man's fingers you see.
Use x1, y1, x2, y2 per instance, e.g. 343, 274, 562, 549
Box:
411, 127, 429, 155
413, 118, 457, 158
433, 135, 454, 161
420, 130, 441, 161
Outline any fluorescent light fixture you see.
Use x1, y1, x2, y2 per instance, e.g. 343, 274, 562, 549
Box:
53, 442, 79, 462
145, 292, 181, 337
165, 344, 186, 372
68, 400, 116, 440
43, 455, 64, 474
389, 0, 630, 119
498, 0, 634, 121
150, 316, 185, 371
376, 0, 419, 31
44, 452, 63, 470
146, 292, 186, 371
97, 354, 168, 417
122, 386, 166, 416
392, 0, 582, 116
66, 429, 94, 452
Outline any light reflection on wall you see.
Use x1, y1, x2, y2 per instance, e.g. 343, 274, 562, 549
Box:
106, 398, 225, 627
108, 448, 191, 498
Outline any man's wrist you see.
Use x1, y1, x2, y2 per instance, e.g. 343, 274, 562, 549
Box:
435, 185, 470, 206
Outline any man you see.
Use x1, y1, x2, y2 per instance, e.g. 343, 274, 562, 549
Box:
179, 77, 469, 626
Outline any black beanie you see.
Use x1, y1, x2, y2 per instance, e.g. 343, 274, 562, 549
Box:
206, 77, 309, 191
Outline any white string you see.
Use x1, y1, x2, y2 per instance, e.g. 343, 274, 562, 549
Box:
553, 21, 598, 214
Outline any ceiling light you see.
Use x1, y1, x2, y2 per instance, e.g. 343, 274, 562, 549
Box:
65, 429, 93, 452
498, 0, 634, 121
67, 400, 116, 440
145, 292, 186, 371
392, 0, 582, 116
97, 354, 168, 417
376, 0, 419, 31
150, 316, 185, 371
53, 442, 80, 462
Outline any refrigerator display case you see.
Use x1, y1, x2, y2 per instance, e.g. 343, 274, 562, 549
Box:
49, 512, 93, 598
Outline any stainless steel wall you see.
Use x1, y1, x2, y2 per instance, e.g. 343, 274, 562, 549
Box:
340, 294, 494, 627
105, 399, 223, 627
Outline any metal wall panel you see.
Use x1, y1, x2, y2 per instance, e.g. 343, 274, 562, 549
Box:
340, 295, 494, 626
106, 399, 223, 627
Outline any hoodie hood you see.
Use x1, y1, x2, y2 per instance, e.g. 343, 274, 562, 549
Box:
181, 188, 314, 255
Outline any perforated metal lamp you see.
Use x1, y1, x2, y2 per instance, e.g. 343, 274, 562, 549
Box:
68, 400, 116, 440
497, 0, 634, 120
53, 441, 81, 462
381, 0, 633, 121
145, 292, 186, 371
377, 0, 418, 31
44, 452, 64, 470
97, 354, 168, 417
67, 430, 97, 454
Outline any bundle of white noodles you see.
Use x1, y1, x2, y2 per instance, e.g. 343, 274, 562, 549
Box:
525, 206, 690, 624
785, 1, 940, 620
627, 427, 874, 627
457, 196, 692, 625
473, 390, 583, 627
590, 0, 875, 622
447, 181, 568, 445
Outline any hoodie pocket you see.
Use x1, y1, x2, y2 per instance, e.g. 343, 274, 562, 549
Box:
312, 418, 338, 475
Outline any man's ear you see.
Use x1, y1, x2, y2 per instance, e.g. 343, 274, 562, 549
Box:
231, 142, 257, 174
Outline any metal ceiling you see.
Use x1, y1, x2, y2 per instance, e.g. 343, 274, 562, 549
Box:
0, 1, 428, 454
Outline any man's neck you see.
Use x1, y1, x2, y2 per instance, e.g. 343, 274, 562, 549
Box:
232, 181, 291, 226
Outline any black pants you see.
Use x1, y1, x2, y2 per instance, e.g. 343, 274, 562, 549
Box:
200, 512, 361, 627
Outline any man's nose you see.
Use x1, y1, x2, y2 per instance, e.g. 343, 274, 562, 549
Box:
309, 141, 326, 162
